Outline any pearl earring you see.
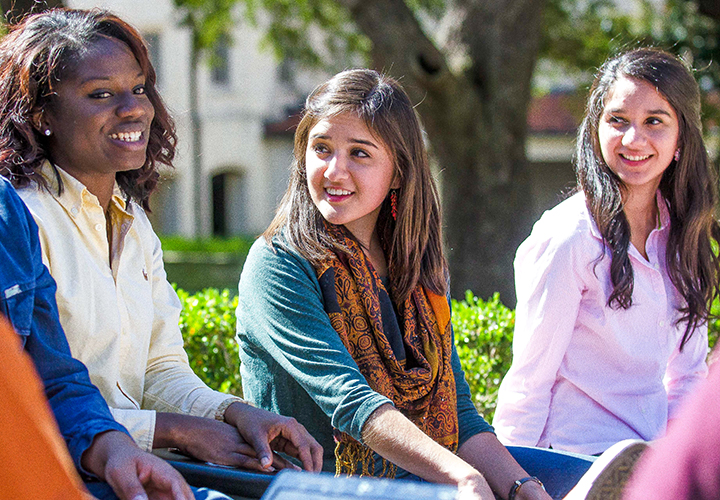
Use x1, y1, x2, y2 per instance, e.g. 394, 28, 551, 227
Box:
674, 149, 680, 162
44, 129, 51, 136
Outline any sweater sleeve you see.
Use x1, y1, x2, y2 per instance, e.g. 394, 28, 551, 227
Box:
236, 239, 392, 442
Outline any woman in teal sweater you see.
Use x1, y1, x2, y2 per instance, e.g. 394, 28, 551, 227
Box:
237, 69, 584, 500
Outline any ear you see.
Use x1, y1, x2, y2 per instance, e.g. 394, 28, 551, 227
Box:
30, 106, 48, 134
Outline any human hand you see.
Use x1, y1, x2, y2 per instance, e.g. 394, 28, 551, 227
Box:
155, 412, 293, 472
224, 402, 324, 472
82, 430, 193, 500
456, 473, 496, 500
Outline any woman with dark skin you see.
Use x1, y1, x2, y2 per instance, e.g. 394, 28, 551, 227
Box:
0, 9, 322, 494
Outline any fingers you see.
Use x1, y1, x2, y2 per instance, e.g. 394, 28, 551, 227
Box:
269, 420, 324, 472
242, 426, 276, 471
126, 453, 194, 500
104, 461, 149, 500
227, 451, 275, 473
287, 424, 324, 472
227, 404, 323, 472
269, 451, 300, 471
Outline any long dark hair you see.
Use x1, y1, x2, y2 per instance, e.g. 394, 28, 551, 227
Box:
576, 47, 720, 346
0, 8, 176, 210
264, 69, 446, 303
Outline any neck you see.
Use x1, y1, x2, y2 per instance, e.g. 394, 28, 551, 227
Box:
349, 227, 388, 278
622, 187, 659, 260
57, 166, 116, 211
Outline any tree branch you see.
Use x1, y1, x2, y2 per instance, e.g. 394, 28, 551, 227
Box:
335, 0, 455, 93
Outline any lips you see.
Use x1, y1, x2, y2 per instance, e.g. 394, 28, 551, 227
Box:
326, 187, 352, 196
109, 131, 143, 143
620, 153, 651, 162
324, 187, 353, 203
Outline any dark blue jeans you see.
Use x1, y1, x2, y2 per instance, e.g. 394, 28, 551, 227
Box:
392, 445, 595, 500
506, 446, 595, 499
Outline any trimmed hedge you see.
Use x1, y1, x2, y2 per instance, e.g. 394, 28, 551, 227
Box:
178, 288, 720, 424
177, 287, 243, 396
452, 292, 515, 422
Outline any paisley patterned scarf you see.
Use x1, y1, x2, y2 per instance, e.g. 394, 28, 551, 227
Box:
314, 224, 458, 477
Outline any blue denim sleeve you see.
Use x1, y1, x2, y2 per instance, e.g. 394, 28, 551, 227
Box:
0, 178, 128, 475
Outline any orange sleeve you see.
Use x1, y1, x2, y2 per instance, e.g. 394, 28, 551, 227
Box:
0, 315, 91, 499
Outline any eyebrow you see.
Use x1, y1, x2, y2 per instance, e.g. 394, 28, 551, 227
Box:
605, 107, 673, 117
79, 72, 145, 85
309, 134, 379, 149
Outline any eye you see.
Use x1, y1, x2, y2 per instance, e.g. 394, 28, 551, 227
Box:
607, 115, 626, 124
134, 85, 147, 95
646, 117, 663, 125
89, 90, 112, 99
311, 143, 330, 156
351, 148, 369, 158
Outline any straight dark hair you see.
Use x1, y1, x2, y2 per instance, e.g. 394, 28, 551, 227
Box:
264, 69, 446, 303
576, 47, 720, 347
0, 8, 176, 210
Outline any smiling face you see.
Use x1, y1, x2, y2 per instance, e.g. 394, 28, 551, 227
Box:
306, 112, 398, 246
598, 76, 680, 197
39, 36, 154, 189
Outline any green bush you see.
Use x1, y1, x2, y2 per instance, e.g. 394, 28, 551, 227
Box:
159, 235, 254, 255
177, 287, 243, 396
452, 292, 514, 422
177, 287, 720, 423
708, 298, 719, 351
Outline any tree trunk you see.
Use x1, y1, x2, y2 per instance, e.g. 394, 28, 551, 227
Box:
695, 0, 720, 20
338, 0, 546, 304
1, 0, 63, 22
189, 38, 205, 238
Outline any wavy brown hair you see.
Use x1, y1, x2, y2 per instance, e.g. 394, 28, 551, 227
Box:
576, 47, 720, 347
0, 8, 176, 210
264, 69, 446, 303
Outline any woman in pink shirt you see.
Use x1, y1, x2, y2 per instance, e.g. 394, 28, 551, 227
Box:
493, 48, 720, 456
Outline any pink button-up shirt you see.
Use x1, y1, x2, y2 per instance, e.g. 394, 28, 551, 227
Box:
493, 192, 708, 455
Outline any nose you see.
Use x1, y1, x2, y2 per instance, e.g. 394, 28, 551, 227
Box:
324, 153, 349, 181
116, 92, 150, 120
621, 124, 647, 147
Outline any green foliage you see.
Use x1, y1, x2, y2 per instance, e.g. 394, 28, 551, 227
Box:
177, 287, 720, 422
452, 291, 515, 422
542, 0, 639, 74
709, 297, 720, 350
241, 0, 370, 69
177, 287, 243, 396
173, 0, 242, 52
159, 235, 254, 255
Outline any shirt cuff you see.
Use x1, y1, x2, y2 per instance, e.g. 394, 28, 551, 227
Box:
109, 407, 156, 452
215, 396, 246, 421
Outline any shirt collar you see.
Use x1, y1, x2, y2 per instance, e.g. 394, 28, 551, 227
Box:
585, 189, 670, 241
39, 161, 131, 216
656, 190, 671, 230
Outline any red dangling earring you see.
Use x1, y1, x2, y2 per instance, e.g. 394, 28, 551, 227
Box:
390, 189, 398, 221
